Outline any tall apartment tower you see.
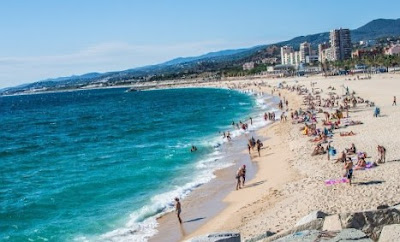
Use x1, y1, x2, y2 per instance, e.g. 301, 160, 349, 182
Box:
329, 28, 352, 61
280, 46, 294, 65
299, 42, 311, 63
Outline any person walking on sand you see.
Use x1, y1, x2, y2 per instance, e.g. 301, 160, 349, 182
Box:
393, 96, 397, 106
241, 165, 246, 187
175, 197, 182, 224
235, 166, 244, 190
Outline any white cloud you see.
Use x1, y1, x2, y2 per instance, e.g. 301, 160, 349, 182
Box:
0, 39, 269, 89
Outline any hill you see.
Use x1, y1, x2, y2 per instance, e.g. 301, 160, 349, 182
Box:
2, 18, 400, 95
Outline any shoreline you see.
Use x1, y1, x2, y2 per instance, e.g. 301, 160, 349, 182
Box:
148, 86, 280, 242
179, 81, 304, 240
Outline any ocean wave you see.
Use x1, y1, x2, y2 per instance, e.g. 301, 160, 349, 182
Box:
79, 91, 280, 242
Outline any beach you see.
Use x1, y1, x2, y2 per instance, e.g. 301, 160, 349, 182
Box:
147, 73, 400, 241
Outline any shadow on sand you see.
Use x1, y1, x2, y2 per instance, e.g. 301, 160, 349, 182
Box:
244, 180, 266, 188
355, 180, 385, 186
184, 217, 206, 223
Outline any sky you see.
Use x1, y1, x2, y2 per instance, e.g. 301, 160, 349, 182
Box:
1, 0, 400, 89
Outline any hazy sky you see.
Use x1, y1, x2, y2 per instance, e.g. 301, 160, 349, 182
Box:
1, 0, 399, 88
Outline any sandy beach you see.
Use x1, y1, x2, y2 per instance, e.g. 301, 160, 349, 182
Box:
147, 73, 400, 241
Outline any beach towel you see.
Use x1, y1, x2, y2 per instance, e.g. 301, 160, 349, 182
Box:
324, 177, 348, 186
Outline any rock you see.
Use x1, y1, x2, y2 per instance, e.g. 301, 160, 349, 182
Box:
391, 203, 400, 211
323, 214, 342, 231
273, 230, 321, 242
188, 232, 241, 242
272, 229, 371, 242
263, 219, 324, 242
295, 211, 328, 227
333, 228, 372, 241
339, 208, 400, 240
379, 224, 400, 242
377, 205, 390, 210
245, 231, 275, 242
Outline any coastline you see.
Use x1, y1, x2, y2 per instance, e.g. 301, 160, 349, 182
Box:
148, 85, 280, 242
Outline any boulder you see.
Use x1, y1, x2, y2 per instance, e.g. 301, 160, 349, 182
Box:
339, 208, 400, 240
379, 224, 400, 242
273, 230, 321, 242
188, 232, 240, 242
272, 229, 371, 242
323, 214, 342, 231
245, 231, 275, 242
295, 211, 328, 227
332, 228, 372, 241
377, 204, 390, 210
263, 219, 324, 242
391, 203, 400, 211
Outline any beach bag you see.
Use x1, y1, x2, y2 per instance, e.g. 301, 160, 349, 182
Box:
329, 148, 336, 156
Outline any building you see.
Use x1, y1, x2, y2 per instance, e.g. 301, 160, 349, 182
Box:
299, 42, 311, 63
281, 42, 316, 66
352, 48, 382, 59
280, 46, 294, 65
242, 62, 255, 70
330, 28, 352, 61
318, 42, 330, 63
385, 44, 400, 55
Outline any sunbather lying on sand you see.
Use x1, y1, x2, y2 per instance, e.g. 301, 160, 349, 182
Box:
340, 131, 356, 136
345, 120, 363, 126
310, 134, 324, 142
311, 144, 326, 156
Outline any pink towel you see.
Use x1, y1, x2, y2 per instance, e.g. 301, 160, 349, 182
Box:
324, 177, 348, 186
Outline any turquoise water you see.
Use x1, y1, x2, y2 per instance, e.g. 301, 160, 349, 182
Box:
0, 88, 260, 241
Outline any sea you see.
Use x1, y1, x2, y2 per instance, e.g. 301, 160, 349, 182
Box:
0, 87, 279, 241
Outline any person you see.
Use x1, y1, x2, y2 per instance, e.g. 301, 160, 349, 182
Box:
236, 166, 244, 190
335, 151, 346, 163
175, 197, 182, 224
241, 165, 246, 187
377, 145, 386, 163
374, 107, 380, 118
247, 143, 251, 154
355, 157, 367, 169
346, 143, 356, 155
226, 132, 232, 141
393, 96, 397, 106
256, 140, 262, 157
190, 146, 197, 152
344, 158, 354, 185
250, 117, 253, 125
326, 142, 333, 161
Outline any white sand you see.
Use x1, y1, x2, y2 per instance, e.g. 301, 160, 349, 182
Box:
183, 73, 400, 241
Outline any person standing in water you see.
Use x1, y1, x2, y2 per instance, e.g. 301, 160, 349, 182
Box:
175, 197, 182, 224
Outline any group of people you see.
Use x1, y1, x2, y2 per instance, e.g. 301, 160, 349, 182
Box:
286, 82, 390, 186
247, 136, 263, 157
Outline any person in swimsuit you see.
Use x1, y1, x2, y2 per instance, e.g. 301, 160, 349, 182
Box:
241, 165, 246, 187
344, 158, 353, 185
175, 197, 182, 224
236, 166, 244, 190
